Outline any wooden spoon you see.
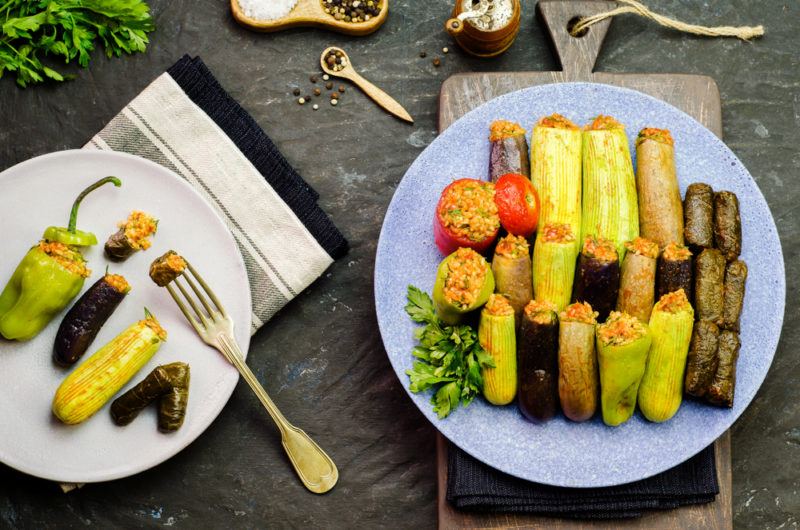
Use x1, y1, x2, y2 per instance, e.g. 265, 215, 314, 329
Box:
320, 47, 413, 124
231, 0, 388, 36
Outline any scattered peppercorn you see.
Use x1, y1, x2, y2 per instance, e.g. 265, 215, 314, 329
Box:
338, 85, 346, 93
321, 0, 382, 23
324, 49, 348, 72
331, 92, 339, 100
419, 51, 427, 58
314, 88, 322, 96
326, 81, 334, 90
293, 88, 301, 96
433, 58, 441, 67
310, 75, 318, 83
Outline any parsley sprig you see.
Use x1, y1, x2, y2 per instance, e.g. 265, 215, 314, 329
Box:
0, 0, 155, 87
404, 285, 495, 419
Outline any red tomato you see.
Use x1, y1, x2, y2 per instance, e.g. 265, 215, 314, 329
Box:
493, 173, 540, 237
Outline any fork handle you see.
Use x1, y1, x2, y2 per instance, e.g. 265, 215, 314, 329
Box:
218, 334, 339, 494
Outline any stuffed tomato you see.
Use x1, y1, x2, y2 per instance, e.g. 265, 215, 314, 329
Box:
494, 173, 540, 237
434, 179, 500, 256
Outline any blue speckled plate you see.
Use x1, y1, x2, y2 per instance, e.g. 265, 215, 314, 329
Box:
374, 83, 785, 488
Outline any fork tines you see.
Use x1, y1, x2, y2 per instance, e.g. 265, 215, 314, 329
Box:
164, 259, 228, 333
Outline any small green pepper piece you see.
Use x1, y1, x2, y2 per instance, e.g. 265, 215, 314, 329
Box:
0, 176, 121, 341
432, 248, 494, 325
42, 176, 122, 246
0, 246, 87, 340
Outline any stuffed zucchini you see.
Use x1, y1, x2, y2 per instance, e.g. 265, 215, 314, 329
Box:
616, 237, 659, 323
54, 272, 131, 366
52, 309, 166, 425
478, 294, 517, 406
638, 290, 694, 423
105, 210, 158, 262
572, 235, 620, 322
149, 251, 187, 287
722, 260, 748, 331
492, 234, 532, 320
530, 114, 582, 231
656, 243, 693, 302
706, 330, 740, 408
489, 120, 530, 181
558, 302, 599, 422
532, 223, 578, 312
694, 248, 726, 325
713, 191, 742, 262
581, 115, 639, 260
111, 362, 190, 432
684, 320, 720, 398
635, 128, 684, 248
517, 300, 559, 422
596, 311, 651, 426
684, 183, 714, 251
433, 248, 494, 325
434, 179, 500, 256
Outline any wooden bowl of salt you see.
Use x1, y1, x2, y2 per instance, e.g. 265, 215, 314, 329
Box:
231, 0, 388, 36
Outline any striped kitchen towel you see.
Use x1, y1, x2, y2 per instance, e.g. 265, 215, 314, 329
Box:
84, 55, 348, 334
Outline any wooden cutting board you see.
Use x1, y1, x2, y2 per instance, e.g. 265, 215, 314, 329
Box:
437, 1, 731, 528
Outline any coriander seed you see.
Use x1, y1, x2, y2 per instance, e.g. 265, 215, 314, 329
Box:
442, 47, 449, 54
331, 99, 338, 106
313, 104, 319, 110
298, 98, 306, 105
323, 74, 330, 81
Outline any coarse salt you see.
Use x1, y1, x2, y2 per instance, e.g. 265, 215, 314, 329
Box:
238, 0, 297, 21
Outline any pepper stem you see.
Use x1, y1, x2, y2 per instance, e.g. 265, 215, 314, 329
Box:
67, 176, 122, 233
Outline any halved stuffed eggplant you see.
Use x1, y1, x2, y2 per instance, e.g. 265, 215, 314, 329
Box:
105, 211, 158, 262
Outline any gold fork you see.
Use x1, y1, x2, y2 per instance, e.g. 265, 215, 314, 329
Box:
163, 260, 338, 494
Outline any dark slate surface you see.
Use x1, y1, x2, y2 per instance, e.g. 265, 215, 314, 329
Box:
0, 1, 797, 528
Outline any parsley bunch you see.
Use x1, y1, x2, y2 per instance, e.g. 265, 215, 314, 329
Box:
0, 0, 155, 87
404, 285, 495, 419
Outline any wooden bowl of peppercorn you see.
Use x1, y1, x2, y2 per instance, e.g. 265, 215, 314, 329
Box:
231, 0, 388, 36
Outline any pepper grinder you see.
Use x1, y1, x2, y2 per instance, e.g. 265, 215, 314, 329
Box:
445, 0, 521, 57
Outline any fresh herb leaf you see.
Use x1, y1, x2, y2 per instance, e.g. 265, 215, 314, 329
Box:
0, 0, 155, 88
404, 285, 493, 418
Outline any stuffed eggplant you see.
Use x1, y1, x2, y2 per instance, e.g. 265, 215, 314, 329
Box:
596, 311, 651, 426
105, 210, 158, 262
517, 300, 559, 422
572, 236, 620, 322
706, 330, 740, 408
582, 115, 639, 260
489, 120, 530, 182
478, 294, 517, 406
149, 251, 187, 287
433, 179, 500, 256
635, 128, 684, 248
683, 183, 714, 251
656, 243, 693, 302
694, 248, 726, 325
111, 362, 190, 432
530, 114, 582, 231
616, 237, 659, 323
433, 248, 494, 325
638, 290, 694, 423
532, 223, 578, 312
713, 191, 742, 262
54, 272, 131, 366
492, 234, 532, 320
558, 302, 599, 422
684, 320, 720, 398
722, 260, 748, 331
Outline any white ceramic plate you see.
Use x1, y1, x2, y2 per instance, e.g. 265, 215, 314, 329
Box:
0, 150, 251, 483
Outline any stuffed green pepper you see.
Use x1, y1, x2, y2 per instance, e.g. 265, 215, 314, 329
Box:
433, 248, 494, 325
0, 177, 121, 341
596, 311, 652, 426
638, 290, 694, 423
